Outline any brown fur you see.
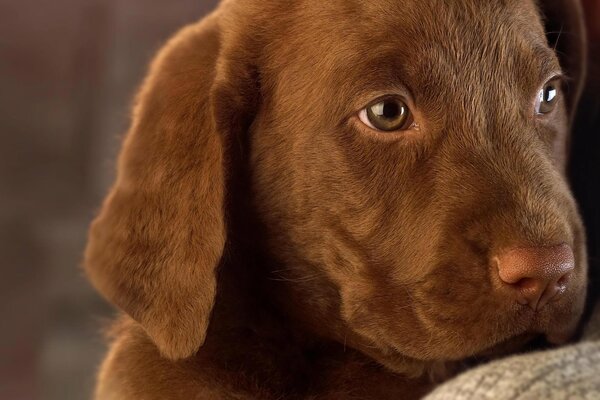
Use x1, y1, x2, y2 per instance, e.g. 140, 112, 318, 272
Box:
85, 0, 588, 398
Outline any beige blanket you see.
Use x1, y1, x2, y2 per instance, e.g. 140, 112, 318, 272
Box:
425, 303, 600, 399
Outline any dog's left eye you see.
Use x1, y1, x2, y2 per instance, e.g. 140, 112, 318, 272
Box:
535, 79, 561, 115
358, 97, 413, 131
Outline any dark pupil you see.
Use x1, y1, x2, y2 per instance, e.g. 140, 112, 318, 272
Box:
367, 99, 409, 130
381, 101, 400, 119
544, 85, 557, 103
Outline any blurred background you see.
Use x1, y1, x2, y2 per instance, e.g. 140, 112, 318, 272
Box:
1, 1, 218, 399
0, 1, 597, 399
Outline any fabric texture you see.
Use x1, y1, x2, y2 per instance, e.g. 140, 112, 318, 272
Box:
425, 303, 600, 399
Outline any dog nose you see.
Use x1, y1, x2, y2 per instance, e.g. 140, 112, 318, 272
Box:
494, 244, 574, 310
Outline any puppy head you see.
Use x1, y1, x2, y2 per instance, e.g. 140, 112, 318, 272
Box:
250, 0, 588, 373
85, 0, 588, 375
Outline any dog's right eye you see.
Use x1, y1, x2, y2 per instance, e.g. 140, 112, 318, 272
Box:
535, 78, 561, 115
359, 97, 414, 132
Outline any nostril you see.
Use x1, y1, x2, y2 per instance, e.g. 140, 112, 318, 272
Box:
557, 272, 570, 287
512, 277, 536, 290
494, 243, 575, 310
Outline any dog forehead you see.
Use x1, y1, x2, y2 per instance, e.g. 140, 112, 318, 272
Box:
263, 0, 557, 125
310, 0, 549, 75
302, 0, 542, 28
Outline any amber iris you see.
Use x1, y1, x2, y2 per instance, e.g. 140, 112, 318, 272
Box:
366, 97, 411, 131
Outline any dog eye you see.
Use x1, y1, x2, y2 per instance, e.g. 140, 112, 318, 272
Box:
535, 79, 560, 115
359, 97, 413, 131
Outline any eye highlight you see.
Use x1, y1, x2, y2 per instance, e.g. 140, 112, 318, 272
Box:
359, 97, 413, 131
535, 78, 561, 115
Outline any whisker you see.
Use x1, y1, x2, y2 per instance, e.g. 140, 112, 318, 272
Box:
552, 24, 564, 52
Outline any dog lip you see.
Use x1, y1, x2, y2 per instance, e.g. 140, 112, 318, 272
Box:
474, 312, 576, 357
519, 305, 581, 345
543, 319, 580, 345
545, 330, 575, 345
485, 305, 574, 349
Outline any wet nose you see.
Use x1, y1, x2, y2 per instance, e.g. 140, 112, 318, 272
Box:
494, 243, 574, 310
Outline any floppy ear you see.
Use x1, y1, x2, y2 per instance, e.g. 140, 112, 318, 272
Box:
539, 0, 587, 116
84, 12, 259, 360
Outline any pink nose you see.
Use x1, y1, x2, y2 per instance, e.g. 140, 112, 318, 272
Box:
495, 243, 574, 310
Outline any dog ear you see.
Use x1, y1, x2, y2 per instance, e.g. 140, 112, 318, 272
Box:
84, 13, 259, 360
539, 0, 587, 116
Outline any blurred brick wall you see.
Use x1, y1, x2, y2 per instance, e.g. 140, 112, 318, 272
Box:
0, 1, 217, 399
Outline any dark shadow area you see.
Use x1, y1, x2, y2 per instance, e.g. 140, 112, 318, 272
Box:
570, 12, 600, 313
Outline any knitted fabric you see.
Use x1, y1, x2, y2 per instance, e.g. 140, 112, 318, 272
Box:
425, 303, 600, 399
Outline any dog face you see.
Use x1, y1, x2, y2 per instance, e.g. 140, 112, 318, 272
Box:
249, 0, 588, 373
85, 0, 588, 377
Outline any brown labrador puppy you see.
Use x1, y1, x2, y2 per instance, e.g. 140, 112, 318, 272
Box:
85, 0, 589, 398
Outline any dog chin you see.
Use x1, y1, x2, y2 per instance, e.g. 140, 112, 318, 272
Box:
470, 313, 581, 357
374, 333, 537, 380
472, 332, 539, 358
472, 322, 579, 361
372, 314, 581, 379
460, 308, 582, 362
